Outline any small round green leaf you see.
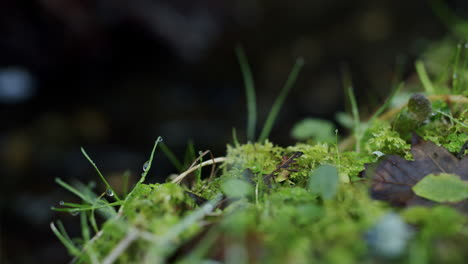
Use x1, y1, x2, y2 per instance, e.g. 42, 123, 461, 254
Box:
308, 164, 339, 200
291, 118, 336, 142
221, 179, 253, 198
412, 173, 468, 203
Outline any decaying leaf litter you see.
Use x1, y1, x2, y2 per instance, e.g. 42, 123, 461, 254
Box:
362, 133, 468, 211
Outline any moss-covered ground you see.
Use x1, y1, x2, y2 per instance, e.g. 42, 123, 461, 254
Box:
52, 43, 468, 263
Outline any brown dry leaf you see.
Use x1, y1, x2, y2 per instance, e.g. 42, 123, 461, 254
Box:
362, 134, 468, 209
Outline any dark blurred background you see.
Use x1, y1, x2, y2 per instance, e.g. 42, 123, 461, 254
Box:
0, 0, 462, 263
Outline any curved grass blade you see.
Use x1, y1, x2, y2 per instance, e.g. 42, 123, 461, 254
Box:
51, 221, 81, 256
415, 60, 435, 94
159, 142, 184, 172
236, 45, 257, 141
81, 147, 121, 201
258, 57, 305, 142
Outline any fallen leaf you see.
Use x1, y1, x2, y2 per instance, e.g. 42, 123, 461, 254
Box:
263, 151, 303, 186
412, 173, 468, 203
362, 134, 468, 209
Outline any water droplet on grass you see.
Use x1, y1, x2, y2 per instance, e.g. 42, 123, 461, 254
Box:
106, 188, 114, 197
198, 151, 204, 155
142, 161, 150, 171
59, 201, 65, 205
158, 137, 164, 142
70, 210, 79, 216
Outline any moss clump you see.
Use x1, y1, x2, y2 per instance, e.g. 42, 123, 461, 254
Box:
364, 121, 412, 158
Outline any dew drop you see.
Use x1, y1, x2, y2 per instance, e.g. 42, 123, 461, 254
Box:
142, 160, 150, 171
198, 150, 204, 155
70, 210, 79, 216
158, 137, 164, 142
453, 73, 458, 79
59, 200, 65, 206
106, 188, 114, 197
465, 43, 468, 49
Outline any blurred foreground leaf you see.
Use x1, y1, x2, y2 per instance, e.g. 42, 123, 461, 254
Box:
308, 164, 339, 200
413, 173, 468, 203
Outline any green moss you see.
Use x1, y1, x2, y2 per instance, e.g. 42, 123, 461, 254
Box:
124, 183, 191, 233
418, 105, 468, 154
364, 121, 411, 158
402, 206, 468, 264
225, 140, 284, 175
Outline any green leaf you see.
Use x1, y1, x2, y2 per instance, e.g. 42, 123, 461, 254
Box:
412, 173, 468, 203
335, 112, 354, 129
308, 164, 339, 200
221, 179, 253, 198
291, 118, 335, 142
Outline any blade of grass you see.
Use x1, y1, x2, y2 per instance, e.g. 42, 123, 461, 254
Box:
119, 137, 162, 212
415, 60, 435, 94
232, 127, 240, 147
435, 110, 468, 128
159, 142, 184, 172
461, 43, 468, 92
75, 181, 117, 218
89, 192, 106, 233
122, 170, 130, 198
53, 201, 122, 212
55, 178, 90, 203
51, 221, 81, 256
368, 82, 404, 124
236, 45, 257, 141
81, 147, 121, 201
342, 67, 361, 152
429, 0, 468, 37
258, 57, 305, 142
137, 137, 162, 184
58, 202, 95, 208
452, 43, 462, 94
183, 140, 196, 169
81, 211, 91, 242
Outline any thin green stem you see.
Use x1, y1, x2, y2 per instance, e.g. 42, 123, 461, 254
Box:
258, 58, 305, 142
81, 147, 121, 201
415, 60, 435, 94
51, 222, 81, 256
159, 142, 184, 172
236, 45, 257, 141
